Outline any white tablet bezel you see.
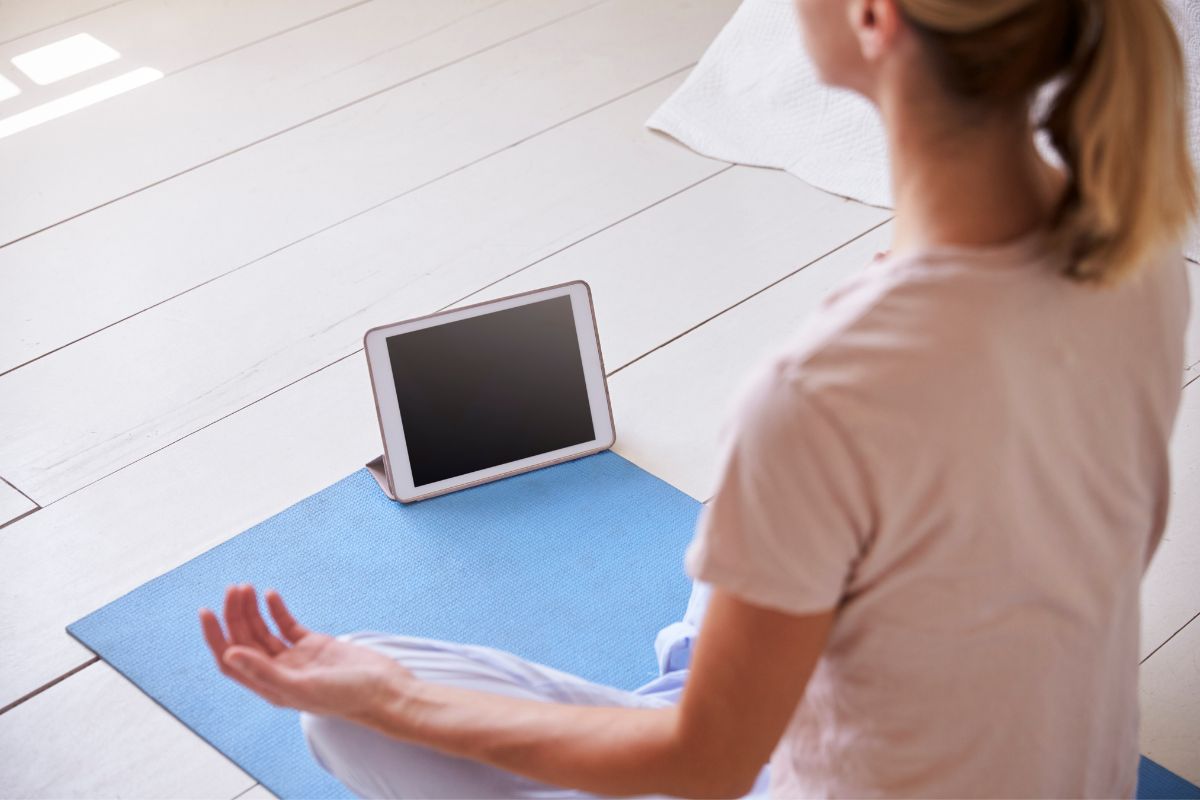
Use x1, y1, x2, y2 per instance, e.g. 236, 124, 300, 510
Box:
363, 281, 615, 503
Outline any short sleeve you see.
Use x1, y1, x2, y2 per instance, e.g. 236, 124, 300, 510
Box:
685, 359, 873, 615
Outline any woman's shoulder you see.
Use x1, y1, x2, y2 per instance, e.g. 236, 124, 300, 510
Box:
764, 242, 1190, 426
772, 249, 1004, 391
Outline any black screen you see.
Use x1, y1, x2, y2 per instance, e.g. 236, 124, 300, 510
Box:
387, 295, 596, 487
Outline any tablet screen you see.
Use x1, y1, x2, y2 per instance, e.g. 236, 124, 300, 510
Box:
386, 295, 596, 487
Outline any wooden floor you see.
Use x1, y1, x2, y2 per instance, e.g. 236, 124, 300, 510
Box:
0, 1, 1197, 796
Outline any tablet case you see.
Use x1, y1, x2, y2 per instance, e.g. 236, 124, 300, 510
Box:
365, 455, 398, 500
364, 281, 615, 503
365, 443, 617, 503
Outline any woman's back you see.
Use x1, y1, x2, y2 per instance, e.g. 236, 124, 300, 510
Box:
689, 237, 1190, 797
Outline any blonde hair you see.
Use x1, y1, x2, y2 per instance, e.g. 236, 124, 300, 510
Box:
897, 0, 1197, 285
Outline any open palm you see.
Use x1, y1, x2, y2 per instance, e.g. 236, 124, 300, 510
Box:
200, 585, 411, 719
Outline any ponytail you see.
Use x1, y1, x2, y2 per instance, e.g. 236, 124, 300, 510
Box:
900, 0, 1197, 285
1045, 0, 1197, 284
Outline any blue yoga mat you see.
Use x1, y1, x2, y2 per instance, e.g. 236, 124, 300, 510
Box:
69, 450, 1200, 799
69, 451, 700, 799
1138, 757, 1200, 800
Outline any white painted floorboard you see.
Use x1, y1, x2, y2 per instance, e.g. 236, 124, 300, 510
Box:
0, 0, 356, 120
0, 661, 255, 799
1140, 616, 1200, 783
0, 76, 730, 506
0, 0, 498, 126
0, 477, 36, 527
0, 0, 592, 253
1, 0, 699, 373
235, 784, 279, 800
0, 354, 383, 712
1142, 378, 1200, 659
0, 0, 127, 46
1184, 262, 1200, 381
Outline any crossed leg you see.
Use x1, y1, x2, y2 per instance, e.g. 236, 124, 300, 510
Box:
301, 632, 682, 799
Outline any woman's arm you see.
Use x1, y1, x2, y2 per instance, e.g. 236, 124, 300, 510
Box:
203, 585, 833, 798
361, 680, 686, 796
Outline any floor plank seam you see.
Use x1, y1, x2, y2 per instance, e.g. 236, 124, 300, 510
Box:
27, 161, 731, 510
305, 0, 512, 78
1141, 610, 1200, 665
0, 474, 39, 530
152, 0, 376, 81
0, 0, 611, 251
441, 164, 736, 311
0, 656, 98, 716
0, 507, 39, 532
0, 0, 134, 47
0, 475, 38, 507
230, 784, 263, 800
607, 216, 895, 379
0, 62, 698, 382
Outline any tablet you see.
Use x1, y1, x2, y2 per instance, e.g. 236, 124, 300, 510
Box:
363, 281, 615, 503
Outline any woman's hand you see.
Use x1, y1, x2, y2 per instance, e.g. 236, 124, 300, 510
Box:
200, 585, 414, 720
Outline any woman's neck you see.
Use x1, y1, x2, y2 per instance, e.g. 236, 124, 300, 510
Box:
879, 91, 1064, 257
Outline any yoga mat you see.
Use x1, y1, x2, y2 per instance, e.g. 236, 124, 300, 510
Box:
68, 449, 1200, 799
1139, 757, 1200, 800
69, 451, 700, 799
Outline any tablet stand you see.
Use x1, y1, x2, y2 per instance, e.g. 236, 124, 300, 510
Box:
366, 456, 398, 501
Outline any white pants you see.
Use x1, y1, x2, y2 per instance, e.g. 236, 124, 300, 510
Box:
300, 584, 770, 798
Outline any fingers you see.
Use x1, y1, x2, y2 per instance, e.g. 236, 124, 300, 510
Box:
199, 608, 229, 670
201, 607, 277, 706
202, 604, 265, 691
205, 584, 315, 710
266, 590, 309, 644
240, 586, 287, 656
208, 584, 298, 659
224, 585, 259, 649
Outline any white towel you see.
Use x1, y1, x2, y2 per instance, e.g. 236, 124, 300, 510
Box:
650, 0, 1199, 262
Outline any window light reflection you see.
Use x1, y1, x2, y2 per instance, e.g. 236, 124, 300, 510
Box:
12, 33, 120, 86
0, 67, 162, 139
0, 74, 19, 102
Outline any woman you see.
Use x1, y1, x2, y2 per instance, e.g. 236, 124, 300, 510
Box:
200, 0, 1196, 796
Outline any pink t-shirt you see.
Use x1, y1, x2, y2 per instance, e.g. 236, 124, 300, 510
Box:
685, 235, 1191, 798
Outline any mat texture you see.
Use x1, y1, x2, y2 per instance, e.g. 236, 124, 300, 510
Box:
69, 451, 700, 799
